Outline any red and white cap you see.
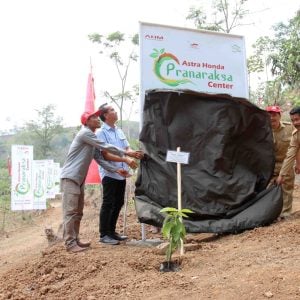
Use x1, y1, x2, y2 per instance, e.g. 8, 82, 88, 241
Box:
266, 106, 281, 113
80, 109, 102, 125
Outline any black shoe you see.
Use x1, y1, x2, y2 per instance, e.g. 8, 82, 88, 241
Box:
99, 235, 120, 245
110, 232, 128, 241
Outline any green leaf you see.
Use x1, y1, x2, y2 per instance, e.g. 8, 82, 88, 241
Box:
179, 212, 189, 218
181, 208, 194, 214
150, 53, 158, 58
160, 207, 178, 213
161, 220, 172, 239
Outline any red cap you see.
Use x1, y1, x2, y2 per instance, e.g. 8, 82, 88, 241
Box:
266, 106, 281, 113
80, 110, 101, 125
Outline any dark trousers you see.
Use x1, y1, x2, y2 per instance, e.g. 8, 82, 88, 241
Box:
99, 177, 126, 237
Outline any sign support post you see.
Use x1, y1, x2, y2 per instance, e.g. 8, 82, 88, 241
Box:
176, 147, 184, 255
166, 147, 190, 255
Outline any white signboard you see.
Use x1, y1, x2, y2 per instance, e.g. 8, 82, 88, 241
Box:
53, 162, 61, 195
46, 160, 56, 199
166, 150, 190, 164
32, 160, 47, 210
140, 22, 249, 110
11, 145, 33, 211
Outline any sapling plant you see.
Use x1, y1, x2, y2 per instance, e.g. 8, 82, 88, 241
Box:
160, 207, 193, 270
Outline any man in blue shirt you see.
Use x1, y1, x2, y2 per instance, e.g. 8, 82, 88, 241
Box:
96, 104, 143, 245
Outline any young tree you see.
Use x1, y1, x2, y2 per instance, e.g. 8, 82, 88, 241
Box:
88, 31, 139, 128
186, 0, 250, 33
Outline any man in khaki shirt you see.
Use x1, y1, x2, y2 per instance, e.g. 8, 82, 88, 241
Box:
266, 105, 294, 218
276, 106, 300, 216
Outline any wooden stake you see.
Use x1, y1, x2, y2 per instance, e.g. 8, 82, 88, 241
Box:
177, 147, 184, 255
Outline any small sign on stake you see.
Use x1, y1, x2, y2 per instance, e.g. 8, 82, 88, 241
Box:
166, 150, 190, 165
166, 147, 190, 255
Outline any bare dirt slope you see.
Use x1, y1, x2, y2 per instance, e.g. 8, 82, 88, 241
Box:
0, 186, 300, 300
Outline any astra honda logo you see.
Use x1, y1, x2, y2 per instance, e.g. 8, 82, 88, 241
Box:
145, 34, 164, 41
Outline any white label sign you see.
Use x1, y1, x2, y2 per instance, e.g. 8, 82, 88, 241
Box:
166, 150, 190, 164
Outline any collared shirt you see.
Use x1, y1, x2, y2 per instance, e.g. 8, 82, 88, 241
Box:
279, 127, 300, 176
96, 123, 130, 181
272, 121, 293, 174
60, 126, 124, 185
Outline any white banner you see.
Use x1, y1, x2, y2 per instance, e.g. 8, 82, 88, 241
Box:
53, 162, 61, 195
139, 22, 249, 110
11, 145, 33, 211
45, 159, 56, 199
32, 160, 47, 210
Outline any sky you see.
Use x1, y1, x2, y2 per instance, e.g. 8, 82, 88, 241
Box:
0, 0, 299, 133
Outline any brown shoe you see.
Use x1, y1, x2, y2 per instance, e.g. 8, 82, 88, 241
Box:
77, 240, 91, 248
67, 244, 88, 253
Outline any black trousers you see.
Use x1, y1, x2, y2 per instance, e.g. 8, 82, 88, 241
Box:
99, 176, 126, 237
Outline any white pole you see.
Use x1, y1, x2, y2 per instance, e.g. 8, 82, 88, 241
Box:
177, 147, 184, 255
177, 147, 182, 211
141, 223, 146, 241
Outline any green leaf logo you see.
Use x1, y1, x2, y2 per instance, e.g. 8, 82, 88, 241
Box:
151, 49, 193, 87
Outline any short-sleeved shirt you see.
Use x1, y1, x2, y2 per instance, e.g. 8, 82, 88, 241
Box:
279, 128, 300, 176
60, 126, 124, 185
96, 123, 130, 181
272, 121, 293, 174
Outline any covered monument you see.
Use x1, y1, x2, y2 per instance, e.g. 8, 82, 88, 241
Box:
135, 90, 282, 233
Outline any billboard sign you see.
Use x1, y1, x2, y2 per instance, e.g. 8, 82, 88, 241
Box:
139, 22, 249, 111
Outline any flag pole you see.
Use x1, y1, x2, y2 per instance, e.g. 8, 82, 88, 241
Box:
85, 63, 101, 185
90, 56, 93, 74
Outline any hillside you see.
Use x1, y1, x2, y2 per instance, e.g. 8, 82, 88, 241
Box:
0, 121, 140, 163
0, 183, 300, 299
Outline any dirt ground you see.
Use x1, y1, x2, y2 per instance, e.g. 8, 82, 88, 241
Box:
0, 182, 300, 300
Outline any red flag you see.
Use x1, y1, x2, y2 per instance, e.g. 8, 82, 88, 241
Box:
84, 71, 101, 184
85, 159, 101, 184
84, 73, 96, 112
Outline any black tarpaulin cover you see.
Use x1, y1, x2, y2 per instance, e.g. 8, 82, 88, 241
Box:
135, 89, 283, 233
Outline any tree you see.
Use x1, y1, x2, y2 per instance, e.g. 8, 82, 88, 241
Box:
24, 104, 64, 159
267, 10, 300, 88
248, 10, 300, 107
186, 0, 250, 33
247, 36, 273, 74
160, 207, 193, 269
88, 31, 139, 128
247, 36, 279, 105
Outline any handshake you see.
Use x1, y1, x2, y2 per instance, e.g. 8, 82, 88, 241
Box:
117, 150, 144, 177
